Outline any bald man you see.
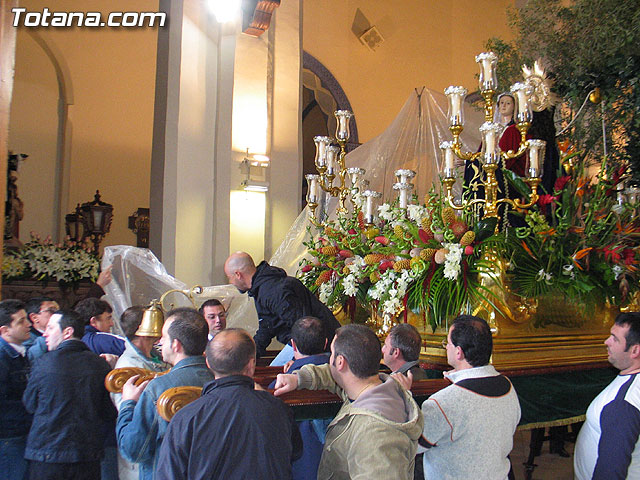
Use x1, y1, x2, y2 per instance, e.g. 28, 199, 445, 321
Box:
224, 252, 340, 364
156, 329, 302, 479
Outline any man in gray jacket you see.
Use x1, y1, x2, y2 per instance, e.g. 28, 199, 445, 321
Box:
417, 315, 520, 480
274, 324, 423, 480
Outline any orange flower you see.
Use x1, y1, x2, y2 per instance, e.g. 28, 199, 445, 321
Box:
571, 247, 592, 271
521, 241, 537, 260
575, 177, 588, 197
573, 247, 593, 260
537, 228, 556, 237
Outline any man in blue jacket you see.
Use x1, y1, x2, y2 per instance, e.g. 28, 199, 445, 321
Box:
224, 251, 340, 363
116, 308, 214, 480
23, 309, 116, 479
0, 299, 32, 480
74, 298, 125, 356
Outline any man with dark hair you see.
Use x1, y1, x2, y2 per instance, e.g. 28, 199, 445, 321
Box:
575, 312, 640, 479
74, 297, 125, 356
268, 316, 330, 480
382, 323, 427, 380
23, 309, 116, 479
224, 251, 340, 365
24, 297, 59, 361
415, 315, 520, 479
198, 298, 227, 339
0, 299, 32, 479
275, 324, 423, 479
157, 328, 302, 479
116, 308, 214, 480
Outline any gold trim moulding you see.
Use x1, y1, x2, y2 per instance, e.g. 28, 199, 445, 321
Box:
421, 332, 609, 371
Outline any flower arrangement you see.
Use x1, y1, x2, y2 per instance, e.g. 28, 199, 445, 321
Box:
506, 153, 640, 318
2, 232, 100, 284
299, 146, 640, 332
298, 191, 503, 332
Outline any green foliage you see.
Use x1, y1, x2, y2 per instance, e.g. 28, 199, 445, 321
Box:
487, 0, 640, 179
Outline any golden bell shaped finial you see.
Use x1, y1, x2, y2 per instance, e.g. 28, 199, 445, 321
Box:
135, 300, 164, 337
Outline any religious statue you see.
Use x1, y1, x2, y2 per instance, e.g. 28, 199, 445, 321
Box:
5, 152, 27, 247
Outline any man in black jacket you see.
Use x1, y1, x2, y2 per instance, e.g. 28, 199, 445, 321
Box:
224, 251, 340, 362
0, 299, 32, 480
23, 309, 116, 480
156, 328, 302, 479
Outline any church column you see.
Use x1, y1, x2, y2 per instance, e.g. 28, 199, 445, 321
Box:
150, 0, 235, 286
265, 0, 303, 258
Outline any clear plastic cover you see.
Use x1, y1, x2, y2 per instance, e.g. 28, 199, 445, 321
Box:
102, 88, 482, 338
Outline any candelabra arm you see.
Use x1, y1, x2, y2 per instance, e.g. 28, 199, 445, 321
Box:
509, 178, 541, 209
306, 202, 323, 228
449, 125, 479, 162
442, 177, 486, 212
336, 140, 349, 213
501, 123, 531, 161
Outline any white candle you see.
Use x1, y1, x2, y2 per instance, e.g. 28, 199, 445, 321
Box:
335, 110, 353, 142
475, 52, 497, 91
510, 82, 532, 123
529, 148, 539, 171
326, 146, 339, 177
445, 86, 467, 126
527, 139, 546, 177
305, 174, 319, 203
314, 136, 330, 168
365, 195, 373, 217
400, 190, 408, 209
479, 122, 501, 164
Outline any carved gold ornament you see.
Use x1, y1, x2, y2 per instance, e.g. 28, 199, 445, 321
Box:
522, 61, 559, 112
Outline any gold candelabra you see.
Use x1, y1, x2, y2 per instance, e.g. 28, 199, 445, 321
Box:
306, 110, 371, 224
441, 52, 547, 222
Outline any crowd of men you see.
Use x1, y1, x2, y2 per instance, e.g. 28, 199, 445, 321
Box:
1, 250, 639, 479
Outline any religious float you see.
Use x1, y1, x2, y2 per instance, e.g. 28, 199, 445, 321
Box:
296, 52, 640, 372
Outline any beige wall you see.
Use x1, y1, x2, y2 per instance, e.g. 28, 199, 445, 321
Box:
303, 0, 515, 143
9, 0, 158, 249
7, 0, 516, 273
9, 31, 59, 241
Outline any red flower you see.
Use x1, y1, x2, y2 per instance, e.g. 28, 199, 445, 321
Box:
301, 264, 313, 273
536, 194, 557, 214
623, 248, 636, 266
604, 244, 623, 263
554, 176, 571, 192
611, 165, 628, 187
538, 194, 557, 206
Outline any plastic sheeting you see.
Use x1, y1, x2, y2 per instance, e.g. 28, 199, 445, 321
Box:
102, 88, 483, 338
270, 87, 483, 275
101, 246, 258, 334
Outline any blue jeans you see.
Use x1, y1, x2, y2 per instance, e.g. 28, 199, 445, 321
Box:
270, 343, 295, 366
0, 436, 28, 480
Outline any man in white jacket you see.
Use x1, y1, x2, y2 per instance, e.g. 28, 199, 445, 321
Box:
418, 315, 520, 480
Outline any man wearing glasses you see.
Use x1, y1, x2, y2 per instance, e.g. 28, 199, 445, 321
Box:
24, 297, 59, 362
198, 299, 227, 340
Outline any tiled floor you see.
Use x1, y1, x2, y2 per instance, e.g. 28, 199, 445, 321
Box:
510, 429, 575, 480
